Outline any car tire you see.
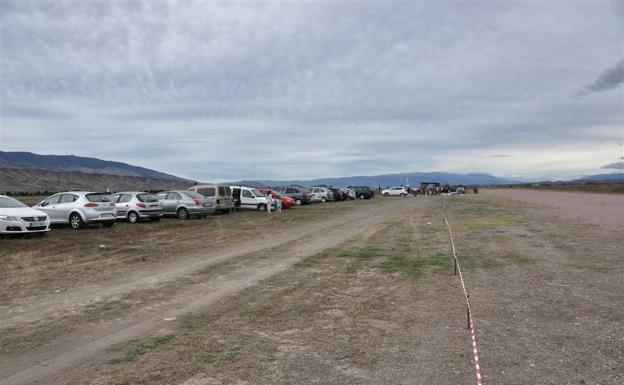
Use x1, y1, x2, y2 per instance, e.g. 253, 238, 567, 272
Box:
127, 211, 139, 223
321, 197, 327, 203
69, 213, 83, 229
177, 207, 189, 220
295, 199, 302, 206
258, 203, 267, 211
384, 193, 389, 197
102, 221, 115, 228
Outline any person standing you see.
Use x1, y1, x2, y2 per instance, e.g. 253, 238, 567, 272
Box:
266, 191, 273, 214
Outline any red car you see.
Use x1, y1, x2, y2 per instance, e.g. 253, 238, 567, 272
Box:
259, 189, 295, 209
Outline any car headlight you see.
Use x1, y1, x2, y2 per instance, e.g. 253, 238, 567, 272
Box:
0, 215, 19, 221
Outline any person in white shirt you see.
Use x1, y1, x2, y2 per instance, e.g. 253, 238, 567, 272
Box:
266, 191, 273, 213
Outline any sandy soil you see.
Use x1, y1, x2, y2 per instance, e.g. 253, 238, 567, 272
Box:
484, 188, 624, 228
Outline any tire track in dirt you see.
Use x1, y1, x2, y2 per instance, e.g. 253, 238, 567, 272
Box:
0, 200, 415, 385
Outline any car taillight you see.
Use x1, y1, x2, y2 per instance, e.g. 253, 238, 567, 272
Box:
84, 202, 98, 208
193, 199, 201, 206
136, 203, 147, 208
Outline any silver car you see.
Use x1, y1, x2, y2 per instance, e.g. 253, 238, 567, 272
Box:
110, 192, 164, 223
155, 190, 214, 219
34, 191, 117, 229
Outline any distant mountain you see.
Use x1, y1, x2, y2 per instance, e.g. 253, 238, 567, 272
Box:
236, 172, 517, 188
0, 151, 183, 181
572, 173, 624, 182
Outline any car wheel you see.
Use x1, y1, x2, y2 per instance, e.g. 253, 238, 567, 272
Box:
384, 193, 389, 197
177, 207, 189, 220
295, 199, 302, 206
127, 211, 139, 223
102, 221, 115, 228
258, 203, 267, 211
321, 197, 327, 203
359, 194, 365, 199
69, 213, 83, 229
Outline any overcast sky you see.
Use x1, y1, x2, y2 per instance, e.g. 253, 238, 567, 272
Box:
1, 0, 623, 182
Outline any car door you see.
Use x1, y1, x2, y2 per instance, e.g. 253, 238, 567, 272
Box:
55, 193, 79, 223
36, 194, 63, 222
240, 189, 255, 209
166, 192, 182, 213
116, 194, 132, 218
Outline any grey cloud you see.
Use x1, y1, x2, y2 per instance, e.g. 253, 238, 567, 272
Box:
579, 59, 624, 95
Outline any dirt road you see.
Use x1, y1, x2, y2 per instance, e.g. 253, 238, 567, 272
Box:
0, 199, 412, 385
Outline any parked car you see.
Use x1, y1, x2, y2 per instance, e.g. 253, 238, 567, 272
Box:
310, 186, 333, 202
155, 190, 214, 219
350, 186, 374, 199
0, 195, 51, 236
381, 186, 408, 197
34, 191, 116, 229
329, 187, 347, 201
279, 186, 312, 205
259, 188, 295, 209
188, 184, 233, 213
345, 187, 356, 199
110, 192, 163, 223
230, 186, 269, 211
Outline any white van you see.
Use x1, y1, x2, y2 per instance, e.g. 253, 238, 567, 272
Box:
230, 186, 269, 211
188, 184, 234, 213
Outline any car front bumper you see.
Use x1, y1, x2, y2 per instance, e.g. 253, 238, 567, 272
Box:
0, 219, 51, 234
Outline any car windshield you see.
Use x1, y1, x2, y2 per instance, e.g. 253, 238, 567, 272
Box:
86, 193, 112, 202
0, 196, 27, 208
183, 191, 203, 199
251, 189, 265, 197
137, 194, 159, 203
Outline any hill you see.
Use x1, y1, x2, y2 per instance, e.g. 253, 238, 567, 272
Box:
0, 151, 183, 180
0, 168, 192, 194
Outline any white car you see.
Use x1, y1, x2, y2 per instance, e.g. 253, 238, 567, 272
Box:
0, 195, 51, 236
310, 186, 333, 202
382, 187, 408, 197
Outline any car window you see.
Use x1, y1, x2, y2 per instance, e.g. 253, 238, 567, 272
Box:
218, 186, 226, 196
86, 193, 112, 202
156, 193, 166, 200
167, 192, 181, 200
44, 194, 62, 205
251, 189, 264, 197
242, 190, 253, 198
119, 194, 132, 203
184, 191, 203, 199
60, 194, 78, 203
198, 187, 216, 197
0, 196, 27, 208
137, 194, 159, 203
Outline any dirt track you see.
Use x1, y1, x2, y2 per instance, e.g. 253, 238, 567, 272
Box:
0, 200, 411, 385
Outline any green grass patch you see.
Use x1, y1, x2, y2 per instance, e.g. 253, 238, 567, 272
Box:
110, 334, 175, 364
337, 246, 382, 260
381, 253, 451, 279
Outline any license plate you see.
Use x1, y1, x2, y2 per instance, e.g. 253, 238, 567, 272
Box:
29, 221, 45, 227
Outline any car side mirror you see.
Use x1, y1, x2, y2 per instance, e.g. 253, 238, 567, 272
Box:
39, 201, 48, 207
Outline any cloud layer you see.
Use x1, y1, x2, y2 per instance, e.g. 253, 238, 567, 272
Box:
1, 0, 623, 181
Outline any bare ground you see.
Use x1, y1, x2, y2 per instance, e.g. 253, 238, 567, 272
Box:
1, 191, 622, 385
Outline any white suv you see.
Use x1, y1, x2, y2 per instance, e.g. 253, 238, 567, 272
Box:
382, 187, 408, 197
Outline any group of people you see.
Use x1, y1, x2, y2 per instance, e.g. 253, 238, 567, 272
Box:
265, 193, 282, 214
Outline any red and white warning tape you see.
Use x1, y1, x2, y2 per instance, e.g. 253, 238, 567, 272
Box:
441, 200, 483, 385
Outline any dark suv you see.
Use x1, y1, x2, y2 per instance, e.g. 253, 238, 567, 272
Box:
350, 186, 373, 199
279, 186, 312, 205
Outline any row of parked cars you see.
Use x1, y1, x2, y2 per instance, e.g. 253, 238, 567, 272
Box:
0, 184, 376, 235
